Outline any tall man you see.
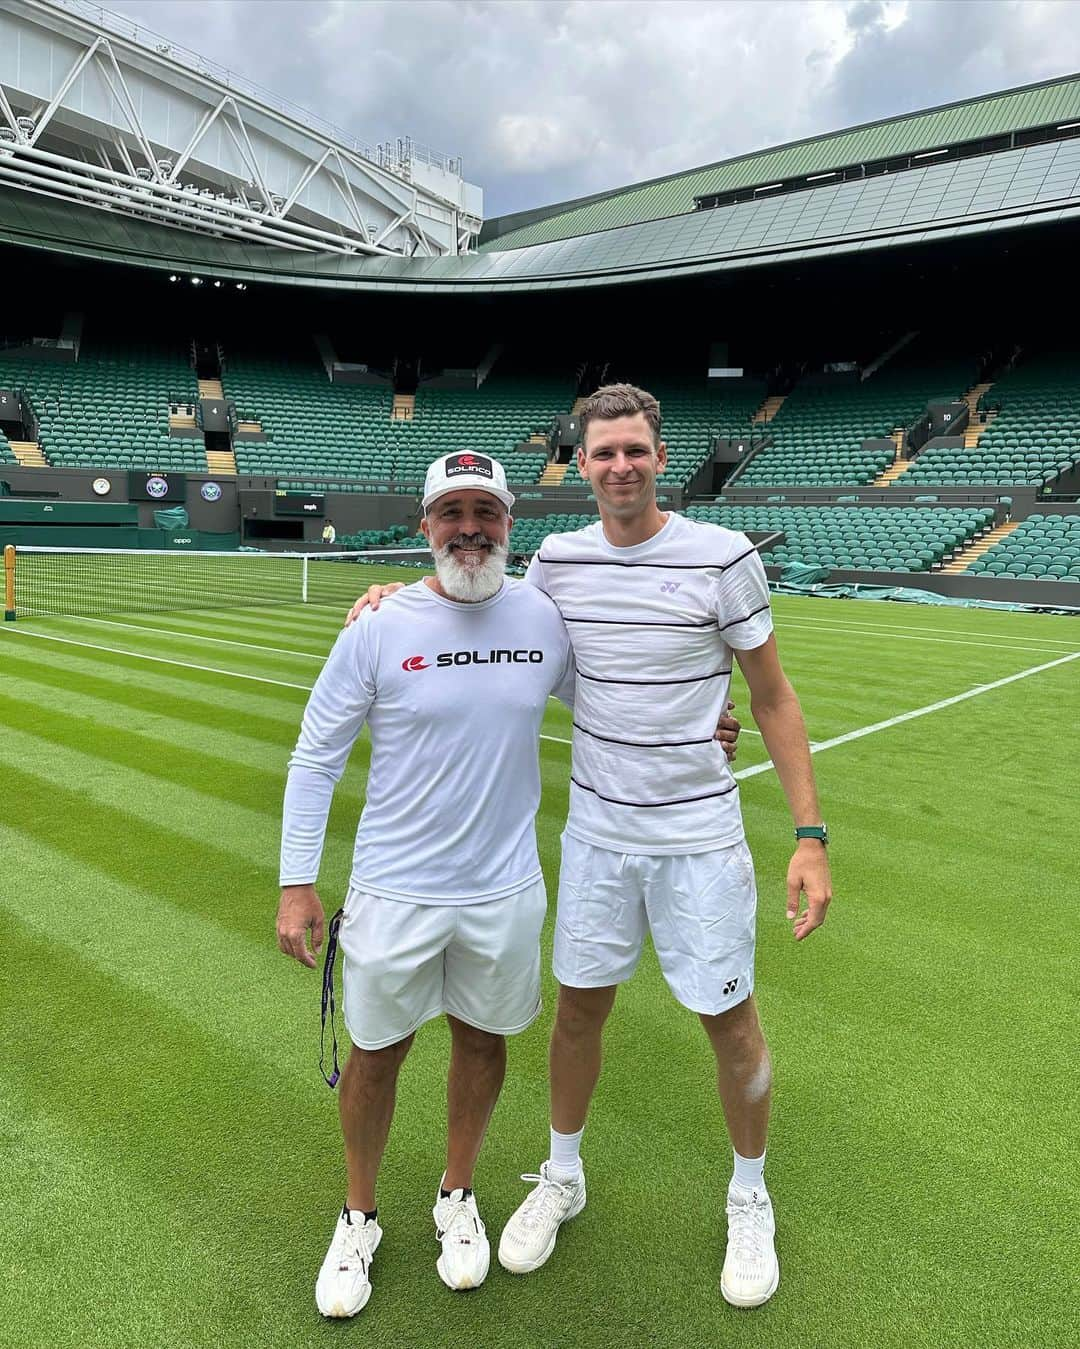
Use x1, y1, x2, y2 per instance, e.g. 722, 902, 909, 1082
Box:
497, 384, 832, 1307
351, 383, 832, 1307
278, 453, 576, 1316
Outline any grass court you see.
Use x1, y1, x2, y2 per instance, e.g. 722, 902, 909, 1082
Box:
0, 565, 1076, 1349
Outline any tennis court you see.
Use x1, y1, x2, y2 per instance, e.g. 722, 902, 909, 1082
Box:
1, 555, 1076, 1349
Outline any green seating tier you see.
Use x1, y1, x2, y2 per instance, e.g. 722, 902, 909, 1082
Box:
685, 503, 993, 572
229, 356, 563, 487
509, 513, 596, 552
903, 354, 1080, 487
0, 341, 201, 471
964, 513, 1080, 581
739, 364, 972, 487
336, 525, 428, 550
0, 426, 14, 463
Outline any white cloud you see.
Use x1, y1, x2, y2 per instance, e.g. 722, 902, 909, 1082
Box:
99, 0, 1080, 217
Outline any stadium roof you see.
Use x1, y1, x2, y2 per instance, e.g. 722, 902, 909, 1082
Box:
480, 73, 1080, 251
3, 134, 1080, 293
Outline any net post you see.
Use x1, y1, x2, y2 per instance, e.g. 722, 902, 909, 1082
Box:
302, 555, 309, 604
3, 544, 15, 621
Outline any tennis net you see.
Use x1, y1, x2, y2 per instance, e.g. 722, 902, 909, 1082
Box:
5, 546, 432, 619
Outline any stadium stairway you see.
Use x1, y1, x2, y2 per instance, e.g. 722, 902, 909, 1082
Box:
962, 381, 997, 448
391, 393, 415, 422
941, 520, 1019, 573
752, 393, 786, 424
538, 461, 570, 485
169, 404, 197, 433
198, 378, 225, 400
8, 439, 48, 467
206, 448, 237, 476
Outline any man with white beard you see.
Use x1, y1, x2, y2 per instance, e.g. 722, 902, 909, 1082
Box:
276, 452, 579, 1317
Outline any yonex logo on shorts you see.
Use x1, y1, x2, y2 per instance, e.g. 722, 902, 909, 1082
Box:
660, 581, 681, 593
723, 977, 739, 996
445, 453, 493, 480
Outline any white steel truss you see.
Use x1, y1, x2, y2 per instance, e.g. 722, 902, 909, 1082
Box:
0, 0, 482, 257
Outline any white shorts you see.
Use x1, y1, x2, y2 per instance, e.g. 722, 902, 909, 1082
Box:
553, 834, 757, 1016
338, 879, 547, 1050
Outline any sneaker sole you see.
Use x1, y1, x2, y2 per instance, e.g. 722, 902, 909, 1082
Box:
497, 1189, 587, 1275
436, 1245, 491, 1291
720, 1261, 779, 1308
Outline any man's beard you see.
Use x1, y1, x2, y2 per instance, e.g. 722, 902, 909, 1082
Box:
433, 533, 509, 602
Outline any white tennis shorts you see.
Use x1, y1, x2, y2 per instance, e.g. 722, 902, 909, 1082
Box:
338, 879, 547, 1050
553, 833, 757, 1016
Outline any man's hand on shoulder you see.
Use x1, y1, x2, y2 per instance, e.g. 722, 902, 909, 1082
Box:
344, 582, 406, 627
786, 842, 832, 941
277, 884, 325, 967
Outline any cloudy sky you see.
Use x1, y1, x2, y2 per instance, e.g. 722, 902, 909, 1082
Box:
102, 0, 1080, 219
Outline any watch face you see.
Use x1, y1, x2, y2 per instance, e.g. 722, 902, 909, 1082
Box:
92, 477, 111, 496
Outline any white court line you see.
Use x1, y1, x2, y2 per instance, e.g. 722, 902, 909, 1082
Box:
773, 611, 1080, 645
9, 629, 1073, 769
1, 625, 581, 739
774, 619, 1074, 657
56, 615, 328, 660
0, 628, 314, 691
733, 651, 1080, 781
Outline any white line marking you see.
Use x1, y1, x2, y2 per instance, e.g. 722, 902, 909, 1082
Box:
0, 628, 586, 740
54, 615, 328, 660
0, 628, 313, 691
775, 611, 1080, 645
774, 619, 1075, 656
733, 651, 1080, 780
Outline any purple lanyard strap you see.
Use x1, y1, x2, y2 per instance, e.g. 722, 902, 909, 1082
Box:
319, 907, 345, 1088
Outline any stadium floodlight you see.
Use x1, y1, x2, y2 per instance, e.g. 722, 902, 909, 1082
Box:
235, 283, 247, 290
168, 274, 178, 282
213, 280, 222, 287
190, 276, 202, 286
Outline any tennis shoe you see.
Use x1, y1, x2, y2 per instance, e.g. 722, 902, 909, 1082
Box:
721, 1184, 778, 1307
315, 1205, 382, 1318
433, 1187, 490, 1290
497, 1162, 586, 1274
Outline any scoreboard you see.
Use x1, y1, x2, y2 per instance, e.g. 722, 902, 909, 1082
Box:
274, 491, 325, 517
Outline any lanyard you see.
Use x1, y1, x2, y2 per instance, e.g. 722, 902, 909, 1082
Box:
319, 907, 345, 1088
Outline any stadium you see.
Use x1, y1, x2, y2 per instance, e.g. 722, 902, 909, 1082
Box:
0, 2, 1076, 1346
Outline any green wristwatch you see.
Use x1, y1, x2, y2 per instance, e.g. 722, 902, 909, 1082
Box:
795, 824, 829, 845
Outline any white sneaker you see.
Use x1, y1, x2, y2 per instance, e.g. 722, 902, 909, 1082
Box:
433, 1187, 490, 1290
497, 1162, 587, 1274
721, 1184, 779, 1307
315, 1205, 382, 1318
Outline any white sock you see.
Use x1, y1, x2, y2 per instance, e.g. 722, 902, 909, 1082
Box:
732, 1148, 766, 1193
548, 1126, 585, 1182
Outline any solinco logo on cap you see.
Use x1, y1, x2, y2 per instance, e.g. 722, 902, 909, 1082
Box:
445, 453, 493, 480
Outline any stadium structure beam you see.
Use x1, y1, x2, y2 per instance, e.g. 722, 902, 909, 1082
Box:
1, 0, 482, 256
26, 36, 102, 146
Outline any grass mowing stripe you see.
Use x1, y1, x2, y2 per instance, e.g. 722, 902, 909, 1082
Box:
775, 617, 1075, 656
775, 611, 1080, 646
0, 626, 314, 689
56, 613, 330, 658
735, 650, 1080, 781
0, 642, 309, 735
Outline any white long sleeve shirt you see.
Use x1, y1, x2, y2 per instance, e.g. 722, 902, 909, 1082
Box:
526, 513, 773, 855
280, 578, 576, 904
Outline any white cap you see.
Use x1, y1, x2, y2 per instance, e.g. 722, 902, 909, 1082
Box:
421, 452, 515, 512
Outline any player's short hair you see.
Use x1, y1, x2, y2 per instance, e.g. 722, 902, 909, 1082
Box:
579, 383, 662, 450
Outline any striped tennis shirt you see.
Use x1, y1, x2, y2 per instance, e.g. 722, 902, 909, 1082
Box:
525, 512, 773, 855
